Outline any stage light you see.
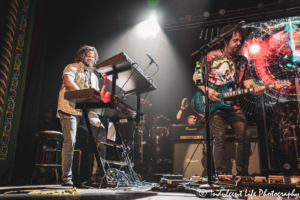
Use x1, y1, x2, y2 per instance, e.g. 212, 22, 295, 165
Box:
257, 3, 264, 9
219, 9, 225, 16
185, 15, 192, 22
203, 11, 210, 18
148, 14, 157, 22
250, 44, 260, 54
137, 14, 161, 38
277, 0, 284, 5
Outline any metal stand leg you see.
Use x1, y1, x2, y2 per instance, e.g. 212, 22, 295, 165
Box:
31, 140, 41, 184
82, 109, 108, 187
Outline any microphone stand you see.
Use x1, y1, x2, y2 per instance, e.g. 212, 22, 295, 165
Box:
190, 21, 245, 195
192, 46, 219, 194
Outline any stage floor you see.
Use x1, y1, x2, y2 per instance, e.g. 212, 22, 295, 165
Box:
0, 184, 298, 200
0, 184, 201, 200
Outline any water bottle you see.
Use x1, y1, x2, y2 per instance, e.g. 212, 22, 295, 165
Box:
195, 61, 202, 85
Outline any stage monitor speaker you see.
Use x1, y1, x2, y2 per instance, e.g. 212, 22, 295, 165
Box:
225, 140, 261, 175
173, 140, 261, 178
173, 142, 212, 178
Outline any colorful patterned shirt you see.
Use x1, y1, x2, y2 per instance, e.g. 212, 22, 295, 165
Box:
200, 49, 252, 111
57, 62, 99, 116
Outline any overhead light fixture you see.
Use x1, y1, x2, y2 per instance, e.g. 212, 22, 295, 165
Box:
136, 14, 161, 38
203, 11, 210, 18
277, 0, 284, 5
257, 2, 264, 9
219, 9, 226, 15
185, 15, 192, 21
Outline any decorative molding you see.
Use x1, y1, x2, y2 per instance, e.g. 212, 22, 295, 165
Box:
0, 0, 29, 160
0, 0, 18, 115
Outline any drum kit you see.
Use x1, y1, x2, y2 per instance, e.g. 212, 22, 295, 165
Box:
271, 101, 300, 162
133, 98, 173, 176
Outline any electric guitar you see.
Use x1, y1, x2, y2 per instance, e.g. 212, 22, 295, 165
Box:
193, 80, 291, 114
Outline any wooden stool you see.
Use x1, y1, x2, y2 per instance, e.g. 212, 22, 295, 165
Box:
31, 131, 63, 184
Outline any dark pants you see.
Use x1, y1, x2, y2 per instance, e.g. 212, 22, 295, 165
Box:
210, 111, 251, 174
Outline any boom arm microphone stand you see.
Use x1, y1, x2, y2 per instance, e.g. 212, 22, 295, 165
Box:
190, 21, 245, 193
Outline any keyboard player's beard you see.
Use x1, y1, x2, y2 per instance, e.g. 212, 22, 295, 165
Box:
82, 60, 94, 68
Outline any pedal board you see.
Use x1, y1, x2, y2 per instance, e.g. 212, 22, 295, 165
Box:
159, 174, 191, 188
217, 174, 233, 181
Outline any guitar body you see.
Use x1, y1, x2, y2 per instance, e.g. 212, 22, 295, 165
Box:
193, 81, 237, 114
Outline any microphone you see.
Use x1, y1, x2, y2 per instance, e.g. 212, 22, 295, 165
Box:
146, 53, 159, 67
208, 20, 245, 48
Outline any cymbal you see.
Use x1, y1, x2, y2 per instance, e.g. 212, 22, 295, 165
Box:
273, 101, 299, 118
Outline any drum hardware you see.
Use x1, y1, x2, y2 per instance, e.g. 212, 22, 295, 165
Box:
273, 101, 299, 119
152, 115, 171, 127
291, 124, 299, 160
148, 126, 172, 174
271, 101, 300, 163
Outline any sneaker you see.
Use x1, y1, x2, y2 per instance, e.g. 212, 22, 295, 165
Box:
61, 179, 73, 186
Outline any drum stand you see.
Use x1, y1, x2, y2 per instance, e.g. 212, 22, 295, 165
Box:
294, 77, 300, 161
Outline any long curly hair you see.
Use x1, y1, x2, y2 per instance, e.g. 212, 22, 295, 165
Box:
219, 24, 246, 49
74, 45, 99, 66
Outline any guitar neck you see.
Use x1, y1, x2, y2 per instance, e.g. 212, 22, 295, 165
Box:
220, 83, 275, 98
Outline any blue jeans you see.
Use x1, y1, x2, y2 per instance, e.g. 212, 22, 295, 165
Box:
59, 112, 106, 181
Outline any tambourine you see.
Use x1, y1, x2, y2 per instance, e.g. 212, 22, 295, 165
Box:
181, 98, 189, 109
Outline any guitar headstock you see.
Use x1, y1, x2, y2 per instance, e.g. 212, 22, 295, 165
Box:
274, 80, 291, 89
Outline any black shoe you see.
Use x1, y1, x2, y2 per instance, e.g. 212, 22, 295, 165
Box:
61, 180, 73, 186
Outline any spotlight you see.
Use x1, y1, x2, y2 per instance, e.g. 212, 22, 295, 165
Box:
137, 14, 160, 38
277, 0, 284, 5
250, 44, 260, 54
219, 9, 225, 15
170, 17, 177, 24
203, 11, 210, 18
148, 14, 157, 22
185, 15, 192, 21
257, 2, 264, 9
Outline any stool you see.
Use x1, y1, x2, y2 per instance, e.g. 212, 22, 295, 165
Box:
31, 131, 63, 184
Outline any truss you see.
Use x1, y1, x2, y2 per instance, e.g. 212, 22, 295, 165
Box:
163, 1, 300, 31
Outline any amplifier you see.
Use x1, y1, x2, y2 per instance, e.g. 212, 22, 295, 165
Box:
169, 124, 209, 141
169, 124, 258, 141
173, 140, 261, 178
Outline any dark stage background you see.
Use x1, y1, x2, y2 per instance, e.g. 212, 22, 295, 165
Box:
40, 0, 204, 123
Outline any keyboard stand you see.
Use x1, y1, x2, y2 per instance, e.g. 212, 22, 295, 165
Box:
82, 109, 108, 187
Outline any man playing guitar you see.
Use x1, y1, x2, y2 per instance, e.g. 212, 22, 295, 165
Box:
193, 24, 264, 177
